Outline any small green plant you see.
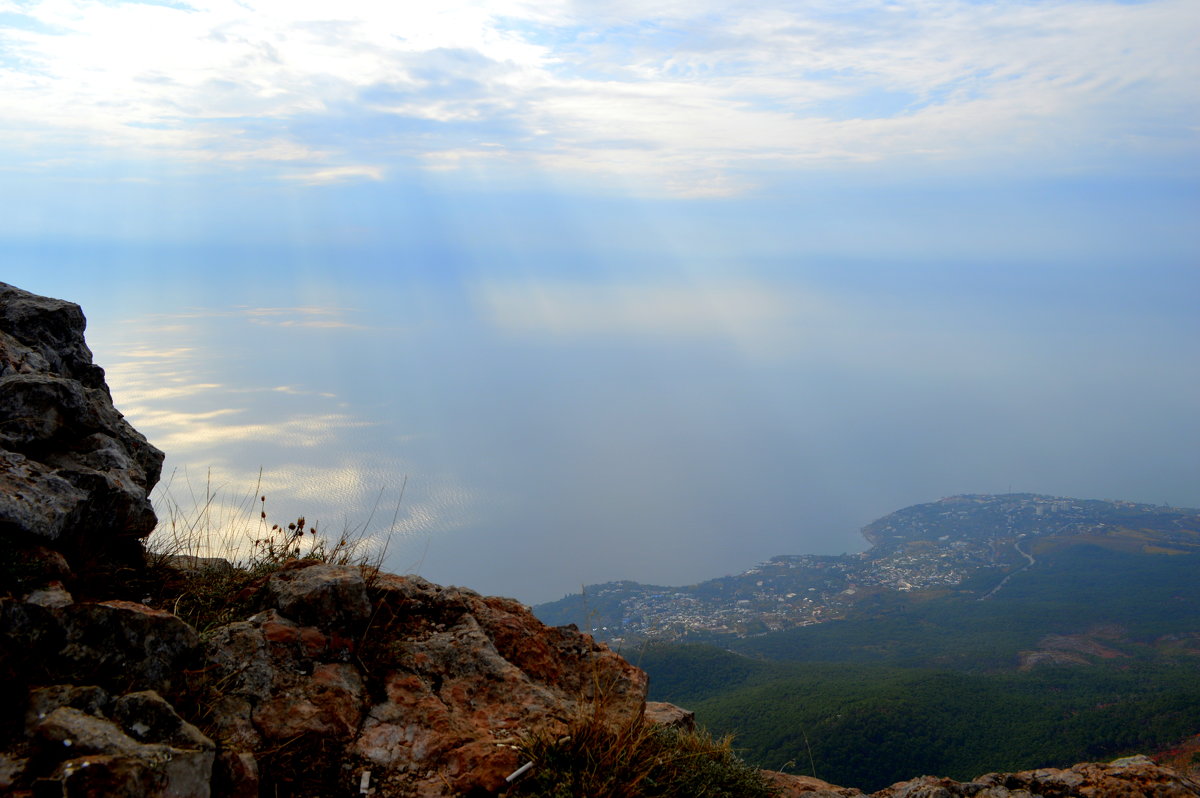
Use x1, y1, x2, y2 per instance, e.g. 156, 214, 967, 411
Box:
508, 712, 778, 798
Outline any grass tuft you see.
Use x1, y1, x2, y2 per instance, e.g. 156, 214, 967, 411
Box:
507, 711, 778, 798
141, 467, 402, 632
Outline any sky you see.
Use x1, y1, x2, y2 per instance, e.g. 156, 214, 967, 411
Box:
2, 0, 1198, 604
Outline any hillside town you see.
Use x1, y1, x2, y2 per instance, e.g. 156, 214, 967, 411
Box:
536, 494, 1200, 643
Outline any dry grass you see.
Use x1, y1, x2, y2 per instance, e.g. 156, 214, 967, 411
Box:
148, 467, 392, 568
507, 708, 778, 798
141, 467, 403, 632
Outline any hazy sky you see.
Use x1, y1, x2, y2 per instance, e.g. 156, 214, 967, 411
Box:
3, 0, 1198, 604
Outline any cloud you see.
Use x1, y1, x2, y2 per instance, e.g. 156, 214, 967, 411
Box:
107, 380, 226, 404
106, 345, 197, 360
112, 305, 365, 329
1, 0, 1194, 193
281, 164, 384, 184
237, 306, 367, 329
94, 305, 366, 412
269, 385, 337, 398
93, 305, 378, 454
474, 278, 799, 344
120, 404, 374, 451
101, 343, 225, 407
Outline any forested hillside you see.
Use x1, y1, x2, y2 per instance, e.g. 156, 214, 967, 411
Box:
637, 545, 1200, 791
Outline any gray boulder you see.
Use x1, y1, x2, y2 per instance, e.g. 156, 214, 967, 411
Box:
644, 700, 696, 732
35, 705, 214, 798
55, 599, 201, 693
111, 690, 215, 752
0, 281, 163, 577
262, 560, 373, 631
1, 596, 201, 693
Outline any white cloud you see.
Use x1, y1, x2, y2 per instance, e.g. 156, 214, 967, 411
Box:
475, 278, 796, 338
93, 305, 373, 449
109, 305, 365, 329
1, 0, 1195, 192
129, 404, 376, 452
281, 165, 385, 184
236, 306, 367, 328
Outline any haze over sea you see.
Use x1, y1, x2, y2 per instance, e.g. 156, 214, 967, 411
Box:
3, 0, 1198, 604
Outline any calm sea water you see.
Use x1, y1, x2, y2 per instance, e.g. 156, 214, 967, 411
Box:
79, 267, 1200, 604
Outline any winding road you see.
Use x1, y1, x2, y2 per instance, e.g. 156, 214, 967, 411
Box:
979, 537, 1036, 601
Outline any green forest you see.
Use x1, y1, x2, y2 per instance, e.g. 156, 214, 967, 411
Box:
635, 546, 1200, 792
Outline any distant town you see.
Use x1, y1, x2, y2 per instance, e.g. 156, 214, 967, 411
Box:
534, 493, 1200, 644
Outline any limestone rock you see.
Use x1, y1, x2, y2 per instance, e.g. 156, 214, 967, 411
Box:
25, 684, 112, 732
204, 608, 367, 747
253, 661, 366, 741
52, 746, 214, 798
34, 705, 214, 798
24, 581, 73, 608
762, 769, 867, 796
351, 573, 648, 797
262, 560, 373, 631
55, 600, 200, 693
214, 750, 260, 798
112, 690, 214, 752
35, 705, 143, 757
162, 554, 236, 575
2, 598, 197, 696
0, 751, 27, 791
0, 281, 164, 576
644, 700, 696, 732
3, 544, 71, 593
205, 694, 263, 752
52, 753, 169, 798
0, 282, 106, 388
872, 755, 1200, 797
0, 596, 67, 684
201, 570, 649, 797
